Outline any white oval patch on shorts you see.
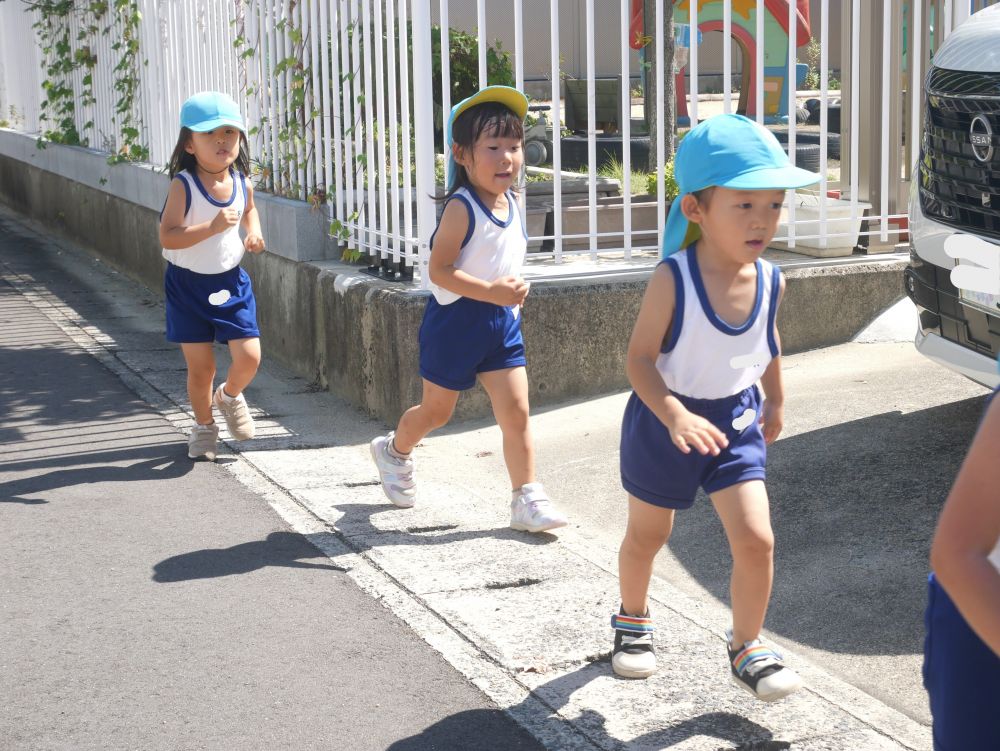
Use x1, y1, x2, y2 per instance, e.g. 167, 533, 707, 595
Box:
208, 289, 232, 306
730, 351, 768, 370
732, 408, 756, 432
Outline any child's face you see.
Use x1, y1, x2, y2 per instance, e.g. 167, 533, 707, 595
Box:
185, 126, 242, 174
682, 186, 786, 263
455, 132, 523, 197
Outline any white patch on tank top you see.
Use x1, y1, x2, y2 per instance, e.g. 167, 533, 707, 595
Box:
730, 351, 770, 370
732, 408, 756, 432
208, 289, 232, 306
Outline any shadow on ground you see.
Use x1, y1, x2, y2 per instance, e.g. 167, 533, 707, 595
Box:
387, 663, 787, 751
668, 394, 989, 656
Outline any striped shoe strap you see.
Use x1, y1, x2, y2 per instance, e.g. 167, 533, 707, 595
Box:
611, 612, 654, 634
732, 642, 782, 675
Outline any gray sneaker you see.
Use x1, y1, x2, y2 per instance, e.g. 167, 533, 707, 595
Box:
188, 423, 219, 461
370, 432, 416, 508
213, 385, 255, 440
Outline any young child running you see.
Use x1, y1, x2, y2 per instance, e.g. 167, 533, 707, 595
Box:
370, 85, 567, 533
611, 114, 818, 701
924, 375, 1000, 750
159, 91, 265, 461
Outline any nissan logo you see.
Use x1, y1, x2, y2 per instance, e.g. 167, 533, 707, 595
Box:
970, 114, 994, 163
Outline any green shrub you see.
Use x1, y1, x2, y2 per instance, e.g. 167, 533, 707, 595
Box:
646, 159, 679, 200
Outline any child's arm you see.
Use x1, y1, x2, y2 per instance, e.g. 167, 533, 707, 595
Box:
241, 182, 265, 254
429, 199, 528, 306
626, 263, 728, 456
159, 177, 239, 250
930, 395, 1000, 658
758, 274, 786, 444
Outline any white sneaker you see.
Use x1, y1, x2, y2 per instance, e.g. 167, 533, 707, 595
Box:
611, 609, 657, 679
187, 422, 219, 461
727, 630, 803, 702
213, 385, 255, 440
370, 432, 416, 508
509, 482, 567, 533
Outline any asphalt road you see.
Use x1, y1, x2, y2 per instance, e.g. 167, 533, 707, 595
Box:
0, 211, 544, 751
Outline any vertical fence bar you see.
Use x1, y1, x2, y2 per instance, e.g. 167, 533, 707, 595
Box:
880, 0, 890, 243
374, 0, 390, 252
655, 0, 665, 250
723, 0, 732, 113
756, 0, 764, 123
850, 0, 860, 237
786, 0, 796, 245
362, 0, 377, 254
351, 0, 364, 232
586, 0, 596, 259
310, 0, 323, 196
513, 0, 524, 91
399, 0, 415, 263
299, 0, 312, 198
386, 0, 402, 263
330, 0, 347, 256
477, 0, 487, 87
689, 0, 698, 123
318, 0, 334, 222
620, 0, 632, 259
910, 0, 923, 189
550, 0, 562, 263
440, 0, 452, 132
340, 0, 356, 250
412, 0, 436, 286
819, 0, 828, 242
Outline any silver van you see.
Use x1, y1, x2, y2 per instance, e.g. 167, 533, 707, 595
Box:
906, 4, 1000, 388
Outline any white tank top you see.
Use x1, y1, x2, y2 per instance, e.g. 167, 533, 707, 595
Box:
162, 168, 247, 274
656, 246, 781, 400
429, 186, 527, 306
990, 538, 1000, 574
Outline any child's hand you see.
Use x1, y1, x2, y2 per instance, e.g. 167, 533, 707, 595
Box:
759, 400, 783, 444
244, 232, 266, 253
666, 409, 729, 456
210, 208, 241, 234
488, 276, 530, 306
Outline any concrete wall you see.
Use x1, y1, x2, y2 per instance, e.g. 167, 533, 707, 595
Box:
0, 130, 903, 423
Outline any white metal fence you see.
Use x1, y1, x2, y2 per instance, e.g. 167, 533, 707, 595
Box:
1, 1, 999, 276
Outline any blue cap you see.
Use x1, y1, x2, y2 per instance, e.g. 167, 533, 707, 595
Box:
446, 85, 528, 189
180, 91, 245, 133
662, 114, 820, 258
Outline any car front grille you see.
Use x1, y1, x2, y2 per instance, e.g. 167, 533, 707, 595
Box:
919, 68, 1000, 240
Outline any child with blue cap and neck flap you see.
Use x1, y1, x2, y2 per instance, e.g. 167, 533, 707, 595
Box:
611, 114, 819, 702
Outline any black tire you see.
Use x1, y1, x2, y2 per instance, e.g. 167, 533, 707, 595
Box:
524, 139, 549, 167
784, 143, 821, 172
772, 130, 841, 161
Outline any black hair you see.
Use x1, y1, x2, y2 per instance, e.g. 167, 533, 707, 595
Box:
167, 126, 252, 178
438, 100, 525, 202
691, 186, 715, 204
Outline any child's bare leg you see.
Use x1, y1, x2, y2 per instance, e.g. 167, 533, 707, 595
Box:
710, 480, 775, 646
393, 379, 460, 453
478, 366, 533, 489
180, 342, 216, 425
619, 495, 675, 615
222, 337, 261, 397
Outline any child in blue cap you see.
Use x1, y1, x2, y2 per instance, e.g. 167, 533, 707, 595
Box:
611, 114, 818, 701
159, 91, 265, 461
369, 85, 568, 533
924, 367, 1000, 749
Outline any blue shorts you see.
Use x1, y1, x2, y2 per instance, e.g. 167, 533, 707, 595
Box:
620, 385, 767, 509
923, 573, 1000, 751
418, 296, 526, 391
165, 263, 260, 344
